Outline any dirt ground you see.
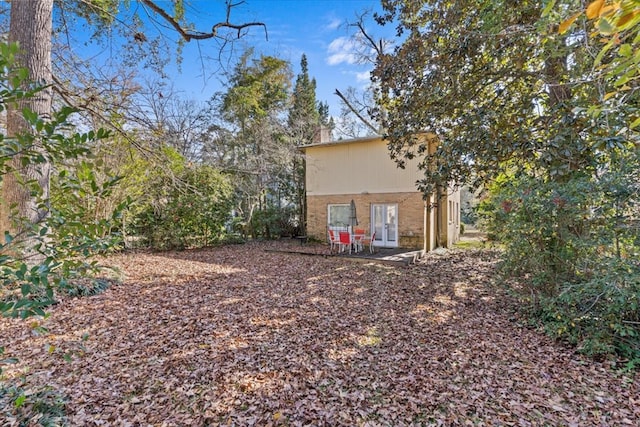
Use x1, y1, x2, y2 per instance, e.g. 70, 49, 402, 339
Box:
1, 242, 638, 426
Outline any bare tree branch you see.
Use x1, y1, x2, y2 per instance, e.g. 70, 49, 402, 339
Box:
51, 74, 152, 156
334, 88, 379, 135
140, 0, 267, 42
352, 18, 384, 57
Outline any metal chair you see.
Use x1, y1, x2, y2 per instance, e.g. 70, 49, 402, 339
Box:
338, 231, 352, 254
362, 231, 376, 254
328, 229, 339, 253
353, 228, 366, 252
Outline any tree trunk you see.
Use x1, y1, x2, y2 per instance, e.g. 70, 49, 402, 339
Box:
1, 0, 53, 252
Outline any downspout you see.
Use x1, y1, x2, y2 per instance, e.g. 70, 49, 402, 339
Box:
435, 185, 442, 248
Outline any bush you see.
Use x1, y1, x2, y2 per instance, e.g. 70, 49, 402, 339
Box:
479, 173, 598, 294
250, 205, 298, 239
480, 151, 640, 361
133, 163, 235, 250
535, 260, 639, 362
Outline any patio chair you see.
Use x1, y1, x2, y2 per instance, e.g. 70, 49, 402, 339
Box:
328, 229, 339, 252
353, 228, 366, 252
362, 231, 376, 254
338, 231, 352, 254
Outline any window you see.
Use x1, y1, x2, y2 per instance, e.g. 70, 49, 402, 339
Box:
328, 204, 350, 228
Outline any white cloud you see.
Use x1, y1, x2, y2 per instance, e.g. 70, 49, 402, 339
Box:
326, 37, 358, 66
324, 17, 342, 31
355, 70, 370, 83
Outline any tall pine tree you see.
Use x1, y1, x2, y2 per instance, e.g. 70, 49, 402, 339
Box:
287, 54, 327, 234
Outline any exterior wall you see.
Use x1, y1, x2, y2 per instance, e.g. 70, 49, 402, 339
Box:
433, 187, 461, 248
307, 192, 426, 250
304, 134, 459, 252
305, 137, 424, 196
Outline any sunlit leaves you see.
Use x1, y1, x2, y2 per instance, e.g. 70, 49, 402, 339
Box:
2, 244, 639, 423
558, 11, 581, 33
586, 0, 606, 19
564, 0, 640, 130
222, 50, 292, 123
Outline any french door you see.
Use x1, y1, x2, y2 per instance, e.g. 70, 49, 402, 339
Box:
371, 204, 398, 247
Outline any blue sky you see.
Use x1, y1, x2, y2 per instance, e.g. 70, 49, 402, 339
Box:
159, 0, 390, 116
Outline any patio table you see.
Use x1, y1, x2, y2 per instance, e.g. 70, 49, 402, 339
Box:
353, 232, 365, 253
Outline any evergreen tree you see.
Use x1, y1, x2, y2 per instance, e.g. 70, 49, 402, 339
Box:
220, 50, 293, 238
288, 55, 321, 140
287, 54, 326, 234
318, 100, 335, 131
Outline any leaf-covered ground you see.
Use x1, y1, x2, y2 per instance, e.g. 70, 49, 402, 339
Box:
2, 241, 638, 426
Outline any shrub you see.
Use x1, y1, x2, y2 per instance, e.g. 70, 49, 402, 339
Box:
250, 205, 298, 239
133, 163, 235, 250
536, 260, 639, 362
480, 150, 640, 361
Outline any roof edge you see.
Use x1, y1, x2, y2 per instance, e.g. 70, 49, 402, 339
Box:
300, 131, 436, 150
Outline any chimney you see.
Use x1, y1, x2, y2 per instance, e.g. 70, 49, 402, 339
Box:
313, 125, 332, 143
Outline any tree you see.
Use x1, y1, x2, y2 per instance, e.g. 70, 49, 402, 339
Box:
335, 86, 379, 138
333, 13, 389, 138
218, 50, 293, 238
287, 54, 321, 234
1, 0, 265, 252
1, 0, 54, 253
372, 0, 639, 358
126, 81, 210, 162
372, 0, 547, 188
372, 0, 635, 188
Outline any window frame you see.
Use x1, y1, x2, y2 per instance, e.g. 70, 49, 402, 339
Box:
327, 204, 351, 228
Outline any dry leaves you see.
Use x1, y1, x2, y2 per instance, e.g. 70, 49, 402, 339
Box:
1, 241, 638, 426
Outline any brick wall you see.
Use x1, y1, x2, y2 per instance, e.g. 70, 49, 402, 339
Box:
307, 192, 427, 249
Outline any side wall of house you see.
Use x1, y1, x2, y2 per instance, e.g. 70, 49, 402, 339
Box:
305, 139, 422, 196
307, 192, 426, 250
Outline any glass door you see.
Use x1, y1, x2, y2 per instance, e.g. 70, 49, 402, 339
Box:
371, 204, 398, 247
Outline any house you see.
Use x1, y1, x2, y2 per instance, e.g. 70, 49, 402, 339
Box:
302, 133, 460, 251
